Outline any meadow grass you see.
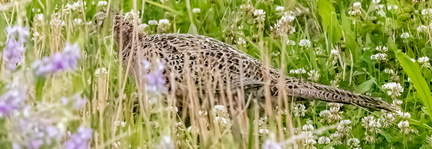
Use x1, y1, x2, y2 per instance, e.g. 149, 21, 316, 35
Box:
0, 0, 432, 148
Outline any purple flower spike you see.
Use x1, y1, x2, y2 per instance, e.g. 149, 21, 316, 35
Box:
63, 127, 92, 149
2, 26, 29, 70
52, 43, 80, 71
0, 87, 27, 117
142, 60, 167, 94
32, 42, 81, 76
3, 39, 26, 70
6, 26, 30, 42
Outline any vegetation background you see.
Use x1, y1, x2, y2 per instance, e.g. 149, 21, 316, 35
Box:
0, 0, 431, 148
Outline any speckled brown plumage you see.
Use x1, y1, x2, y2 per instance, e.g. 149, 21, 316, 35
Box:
112, 14, 394, 112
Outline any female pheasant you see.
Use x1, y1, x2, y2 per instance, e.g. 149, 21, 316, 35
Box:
110, 14, 393, 112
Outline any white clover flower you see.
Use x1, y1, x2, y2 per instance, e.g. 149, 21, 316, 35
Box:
95, 67, 108, 75
362, 116, 382, 134
35, 14, 44, 22
375, 45, 388, 52
372, 0, 380, 3
330, 132, 339, 140
289, 68, 307, 74
353, 2, 362, 9
73, 18, 83, 25
148, 20, 158, 25
192, 8, 201, 13
379, 113, 395, 128
330, 49, 339, 56
237, 37, 246, 45
214, 105, 227, 113
318, 136, 331, 144
400, 32, 410, 38
417, 25, 428, 32
259, 128, 270, 134
281, 14, 295, 22
298, 39, 311, 47
125, 10, 140, 21
275, 6, 285, 12
49, 13, 66, 27
308, 70, 320, 82
422, 9, 432, 16
384, 68, 396, 74
302, 124, 314, 131
382, 82, 404, 98
97, 1, 108, 7
361, 116, 374, 128
240, 4, 254, 15
393, 100, 403, 105
368, 120, 382, 132
348, 2, 362, 16
364, 132, 376, 144
157, 19, 171, 32
271, 13, 296, 37
158, 19, 170, 26
370, 53, 387, 61
253, 9, 266, 22
337, 120, 352, 137
293, 103, 307, 116
339, 119, 351, 125
397, 120, 410, 134
286, 40, 296, 45
65, 1, 85, 11
418, 56, 431, 68
303, 138, 317, 148
328, 103, 343, 108
319, 110, 331, 117
376, 4, 385, 10
387, 5, 399, 11
347, 138, 360, 148
417, 56, 429, 63
397, 111, 411, 119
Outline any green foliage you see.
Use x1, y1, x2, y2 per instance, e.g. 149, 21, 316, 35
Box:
1, 0, 432, 148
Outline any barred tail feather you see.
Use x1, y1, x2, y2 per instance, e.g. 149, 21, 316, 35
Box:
285, 81, 394, 112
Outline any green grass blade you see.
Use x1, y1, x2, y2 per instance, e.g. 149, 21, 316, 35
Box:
395, 51, 432, 116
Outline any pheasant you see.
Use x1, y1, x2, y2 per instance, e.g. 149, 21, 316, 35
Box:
109, 14, 394, 112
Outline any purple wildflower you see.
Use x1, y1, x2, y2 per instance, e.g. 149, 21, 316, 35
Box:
32, 42, 81, 76
12, 117, 61, 149
63, 127, 92, 149
0, 87, 27, 117
142, 60, 167, 94
2, 26, 29, 70
3, 39, 26, 70
262, 139, 282, 149
6, 26, 30, 42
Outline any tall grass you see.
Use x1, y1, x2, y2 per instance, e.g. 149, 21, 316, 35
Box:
0, 0, 431, 148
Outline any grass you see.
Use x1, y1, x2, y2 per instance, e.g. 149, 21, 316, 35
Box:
0, 0, 432, 148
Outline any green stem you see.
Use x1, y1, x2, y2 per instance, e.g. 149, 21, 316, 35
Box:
35, 76, 46, 101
